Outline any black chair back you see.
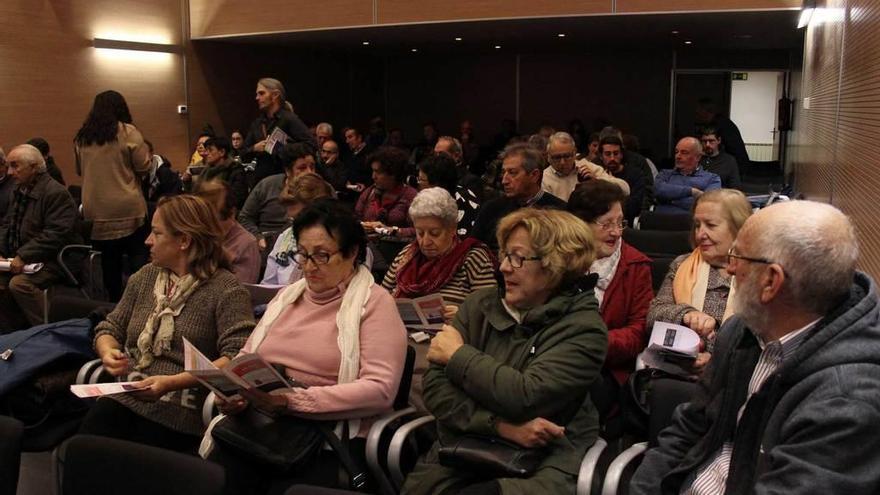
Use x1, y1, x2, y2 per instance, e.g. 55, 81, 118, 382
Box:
647, 378, 698, 446
0, 416, 23, 495
650, 257, 675, 293
623, 229, 692, 258
638, 211, 693, 231
393, 346, 416, 410
60, 434, 225, 495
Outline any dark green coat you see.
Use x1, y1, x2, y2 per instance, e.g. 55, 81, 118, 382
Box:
403, 283, 607, 494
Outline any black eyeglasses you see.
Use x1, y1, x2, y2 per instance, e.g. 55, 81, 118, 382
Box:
500, 252, 541, 268
727, 247, 774, 266
292, 250, 339, 267
548, 153, 575, 162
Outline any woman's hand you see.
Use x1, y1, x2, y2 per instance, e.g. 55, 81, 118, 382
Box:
683, 311, 717, 338
130, 375, 180, 401
253, 140, 268, 153
238, 388, 288, 415
442, 305, 459, 323
215, 395, 249, 416
496, 418, 565, 448
689, 352, 712, 375
427, 324, 464, 365
100, 348, 130, 377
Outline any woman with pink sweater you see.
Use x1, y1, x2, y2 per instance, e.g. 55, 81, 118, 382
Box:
204, 199, 407, 494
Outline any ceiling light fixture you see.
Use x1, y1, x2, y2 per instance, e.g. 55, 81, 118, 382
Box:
362, 41, 370, 46
92, 38, 180, 54
411, 48, 418, 52
557, 33, 566, 38
684, 40, 693, 45
671, 30, 680, 34
455, 37, 462, 41
494, 45, 501, 49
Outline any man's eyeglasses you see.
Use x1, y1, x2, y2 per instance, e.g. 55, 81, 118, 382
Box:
727, 247, 774, 266
593, 219, 628, 232
292, 250, 339, 267
500, 251, 541, 268
548, 153, 575, 162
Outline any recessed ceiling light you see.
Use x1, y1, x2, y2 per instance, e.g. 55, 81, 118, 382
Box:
362, 41, 370, 46
684, 40, 693, 45
494, 45, 501, 49
411, 48, 418, 52
455, 37, 462, 41
557, 33, 566, 38
671, 30, 680, 34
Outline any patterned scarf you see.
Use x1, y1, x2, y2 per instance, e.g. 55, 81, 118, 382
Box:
393, 237, 486, 298
135, 269, 201, 370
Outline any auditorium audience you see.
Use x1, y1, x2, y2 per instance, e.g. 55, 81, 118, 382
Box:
80, 194, 255, 452
262, 173, 335, 286
196, 180, 261, 284
695, 97, 750, 171
403, 208, 607, 494
600, 126, 655, 211
654, 137, 722, 214
647, 188, 752, 371
230, 130, 245, 158
416, 154, 480, 237
74, 89, 151, 302
355, 146, 418, 237
599, 136, 647, 224
239, 142, 316, 250
25, 137, 65, 185
315, 122, 333, 147
142, 139, 182, 216
242, 77, 316, 185
0, 147, 12, 219
568, 180, 653, 401
317, 139, 347, 194
201, 136, 249, 210
542, 131, 630, 202
343, 126, 374, 189
0, 144, 80, 330
586, 132, 601, 164
434, 135, 483, 200
473, 143, 566, 250
633, 201, 880, 494
700, 127, 742, 189
204, 200, 407, 493
458, 120, 481, 172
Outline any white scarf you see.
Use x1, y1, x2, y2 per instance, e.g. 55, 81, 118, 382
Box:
590, 239, 622, 309
136, 270, 200, 370
200, 264, 374, 458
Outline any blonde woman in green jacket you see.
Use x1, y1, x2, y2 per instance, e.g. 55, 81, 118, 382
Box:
403, 208, 608, 495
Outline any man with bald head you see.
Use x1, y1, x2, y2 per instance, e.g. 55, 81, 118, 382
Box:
0, 144, 79, 329
632, 201, 880, 494
653, 137, 721, 214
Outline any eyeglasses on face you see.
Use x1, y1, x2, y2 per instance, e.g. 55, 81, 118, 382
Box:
593, 219, 628, 232
499, 251, 541, 269
726, 247, 774, 266
548, 153, 575, 162
292, 250, 339, 267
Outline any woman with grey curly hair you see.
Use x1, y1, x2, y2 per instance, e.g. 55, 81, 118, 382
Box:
382, 187, 496, 321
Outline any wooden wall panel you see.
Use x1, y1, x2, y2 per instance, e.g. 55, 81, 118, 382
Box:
376, 0, 611, 25
617, 0, 799, 13
0, 0, 189, 183
190, 0, 373, 38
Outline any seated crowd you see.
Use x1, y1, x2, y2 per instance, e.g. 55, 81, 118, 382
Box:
1, 76, 878, 495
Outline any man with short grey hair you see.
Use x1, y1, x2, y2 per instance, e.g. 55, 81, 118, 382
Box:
541, 131, 630, 202
315, 122, 333, 146
654, 137, 721, 214
632, 200, 880, 495
0, 144, 80, 329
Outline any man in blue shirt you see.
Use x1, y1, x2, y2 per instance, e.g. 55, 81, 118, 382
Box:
654, 137, 721, 214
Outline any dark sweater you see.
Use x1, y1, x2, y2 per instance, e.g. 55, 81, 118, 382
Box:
472, 191, 566, 250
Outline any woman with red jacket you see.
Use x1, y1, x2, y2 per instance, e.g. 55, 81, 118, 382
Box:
569, 180, 653, 413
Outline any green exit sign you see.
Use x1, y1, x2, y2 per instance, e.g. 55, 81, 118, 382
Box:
732, 72, 749, 80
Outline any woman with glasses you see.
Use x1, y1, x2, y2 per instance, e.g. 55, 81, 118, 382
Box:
647, 188, 752, 372
568, 180, 653, 392
261, 173, 335, 286
207, 199, 407, 493
403, 208, 607, 495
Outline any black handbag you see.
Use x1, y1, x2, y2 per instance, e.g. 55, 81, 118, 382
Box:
438, 434, 545, 478
212, 407, 324, 470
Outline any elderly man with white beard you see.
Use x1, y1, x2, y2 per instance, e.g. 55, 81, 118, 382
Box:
631, 200, 880, 495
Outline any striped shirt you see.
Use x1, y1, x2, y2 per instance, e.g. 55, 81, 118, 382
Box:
682, 319, 820, 495
382, 244, 497, 307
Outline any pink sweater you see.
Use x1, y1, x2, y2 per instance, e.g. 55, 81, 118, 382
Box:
241, 282, 407, 433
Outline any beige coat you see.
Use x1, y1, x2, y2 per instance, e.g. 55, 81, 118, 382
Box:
76, 122, 151, 240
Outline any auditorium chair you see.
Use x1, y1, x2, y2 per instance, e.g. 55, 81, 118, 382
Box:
635, 211, 693, 232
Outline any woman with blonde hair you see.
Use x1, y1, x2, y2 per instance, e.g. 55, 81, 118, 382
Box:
403, 208, 608, 495
79, 194, 255, 452
647, 188, 753, 370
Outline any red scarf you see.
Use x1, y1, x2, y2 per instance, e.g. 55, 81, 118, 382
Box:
393, 237, 488, 298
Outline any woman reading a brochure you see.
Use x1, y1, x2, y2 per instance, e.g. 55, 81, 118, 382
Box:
402, 208, 607, 495
206, 200, 407, 493
647, 188, 753, 372
80, 195, 255, 452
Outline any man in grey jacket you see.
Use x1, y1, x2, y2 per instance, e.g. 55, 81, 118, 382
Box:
631, 200, 880, 494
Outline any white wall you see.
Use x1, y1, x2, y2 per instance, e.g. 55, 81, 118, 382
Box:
730, 71, 782, 144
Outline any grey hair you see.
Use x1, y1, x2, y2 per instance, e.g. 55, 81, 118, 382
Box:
12, 144, 46, 172
0, 146, 5, 165
257, 77, 293, 112
437, 136, 462, 156
316, 122, 333, 135
500, 142, 545, 173
680, 136, 703, 155
750, 201, 858, 314
547, 131, 576, 150
408, 187, 459, 227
